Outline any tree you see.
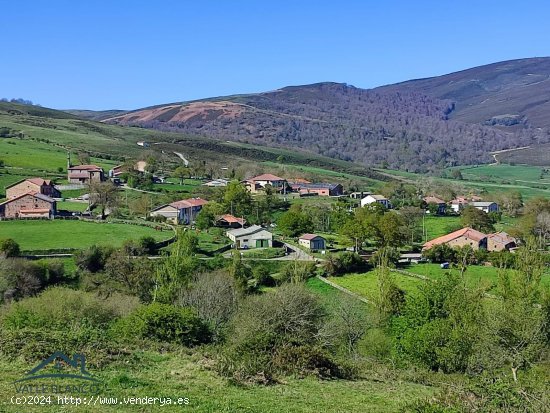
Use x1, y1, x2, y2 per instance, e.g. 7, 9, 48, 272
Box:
128, 194, 152, 218
88, 181, 120, 219
375, 211, 408, 247
228, 251, 253, 293
481, 243, 548, 382
278, 205, 313, 237
423, 243, 456, 263
460, 206, 494, 233
0, 239, 20, 258
154, 230, 199, 303
195, 209, 215, 230
172, 166, 189, 185
400, 206, 423, 244
77, 152, 90, 165
223, 180, 252, 217
451, 169, 463, 180
178, 270, 239, 340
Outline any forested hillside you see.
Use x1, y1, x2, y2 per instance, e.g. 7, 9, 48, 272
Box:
102, 59, 550, 172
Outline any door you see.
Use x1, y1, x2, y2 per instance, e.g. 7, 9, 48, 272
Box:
256, 239, 268, 248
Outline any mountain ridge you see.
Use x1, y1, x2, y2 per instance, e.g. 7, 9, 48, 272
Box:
71, 58, 550, 171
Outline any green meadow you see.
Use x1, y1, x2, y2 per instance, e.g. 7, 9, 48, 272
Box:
0, 220, 171, 251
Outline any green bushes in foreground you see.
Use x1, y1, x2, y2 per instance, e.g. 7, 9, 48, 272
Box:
113, 302, 211, 346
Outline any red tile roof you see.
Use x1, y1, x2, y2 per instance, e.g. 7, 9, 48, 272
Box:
249, 173, 285, 182
218, 214, 246, 225
26, 178, 52, 186
68, 165, 103, 171
299, 233, 322, 241
423, 227, 487, 250
170, 198, 208, 209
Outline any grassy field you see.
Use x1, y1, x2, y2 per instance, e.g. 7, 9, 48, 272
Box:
457, 164, 550, 185
196, 229, 230, 253
423, 215, 461, 240
57, 201, 89, 212
379, 165, 550, 200
0, 352, 435, 413
328, 270, 423, 302
403, 263, 550, 292
0, 220, 171, 251
0, 137, 118, 174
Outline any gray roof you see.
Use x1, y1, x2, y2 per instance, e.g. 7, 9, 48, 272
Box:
227, 225, 268, 237
471, 201, 496, 207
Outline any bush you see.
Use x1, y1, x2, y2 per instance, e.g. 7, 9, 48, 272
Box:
179, 271, 239, 340
323, 252, 365, 276
0, 258, 48, 303
0, 326, 117, 367
75, 245, 114, 273
113, 303, 211, 346
0, 238, 20, 258
1, 287, 138, 329
217, 284, 345, 382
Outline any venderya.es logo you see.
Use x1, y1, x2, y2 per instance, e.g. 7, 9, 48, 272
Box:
14, 351, 104, 394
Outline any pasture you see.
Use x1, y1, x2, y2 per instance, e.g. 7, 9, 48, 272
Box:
0, 220, 171, 251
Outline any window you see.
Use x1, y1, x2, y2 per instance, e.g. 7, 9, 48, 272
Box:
243, 239, 249, 242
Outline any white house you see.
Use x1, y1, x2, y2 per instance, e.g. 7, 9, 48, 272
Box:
471, 201, 499, 213
360, 194, 392, 209
226, 225, 273, 249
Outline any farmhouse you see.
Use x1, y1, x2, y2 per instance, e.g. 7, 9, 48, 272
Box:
298, 234, 326, 251
423, 227, 487, 251
0, 192, 56, 219
244, 174, 288, 193
216, 214, 246, 228
360, 194, 392, 209
487, 232, 517, 252
471, 201, 499, 213
290, 182, 344, 197
68, 165, 104, 184
150, 197, 208, 224
226, 225, 273, 249
423, 196, 446, 215
5, 178, 60, 199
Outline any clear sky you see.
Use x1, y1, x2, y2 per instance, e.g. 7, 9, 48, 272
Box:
1, 0, 549, 110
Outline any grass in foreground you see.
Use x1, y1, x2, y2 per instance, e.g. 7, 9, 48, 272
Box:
0, 352, 435, 413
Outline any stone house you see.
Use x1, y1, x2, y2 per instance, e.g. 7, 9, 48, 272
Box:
5, 178, 60, 199
0, 192, 56, 219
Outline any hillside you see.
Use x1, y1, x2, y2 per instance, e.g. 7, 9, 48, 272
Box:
101, 59, 550, 172
0, 101, 389, 187
64, 109, 127, 121
376, 57, 550, 129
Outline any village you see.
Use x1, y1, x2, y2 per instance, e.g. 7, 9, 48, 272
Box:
0, 154, 522, 271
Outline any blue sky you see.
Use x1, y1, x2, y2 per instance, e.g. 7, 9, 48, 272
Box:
1, 0, 549, 110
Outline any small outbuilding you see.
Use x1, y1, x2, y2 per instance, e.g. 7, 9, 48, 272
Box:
226, 225, 273, 249
298, 233, 326, 251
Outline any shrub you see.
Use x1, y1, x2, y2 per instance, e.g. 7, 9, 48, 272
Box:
179, 271, 239, 339
0, 258, 48, 303
323, 252, 365, 276
1, 287, 138, 329
0, 238, 20, 258
114, 303, 211, 346
75, 245, 114, 273
217, 284, 345, 382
